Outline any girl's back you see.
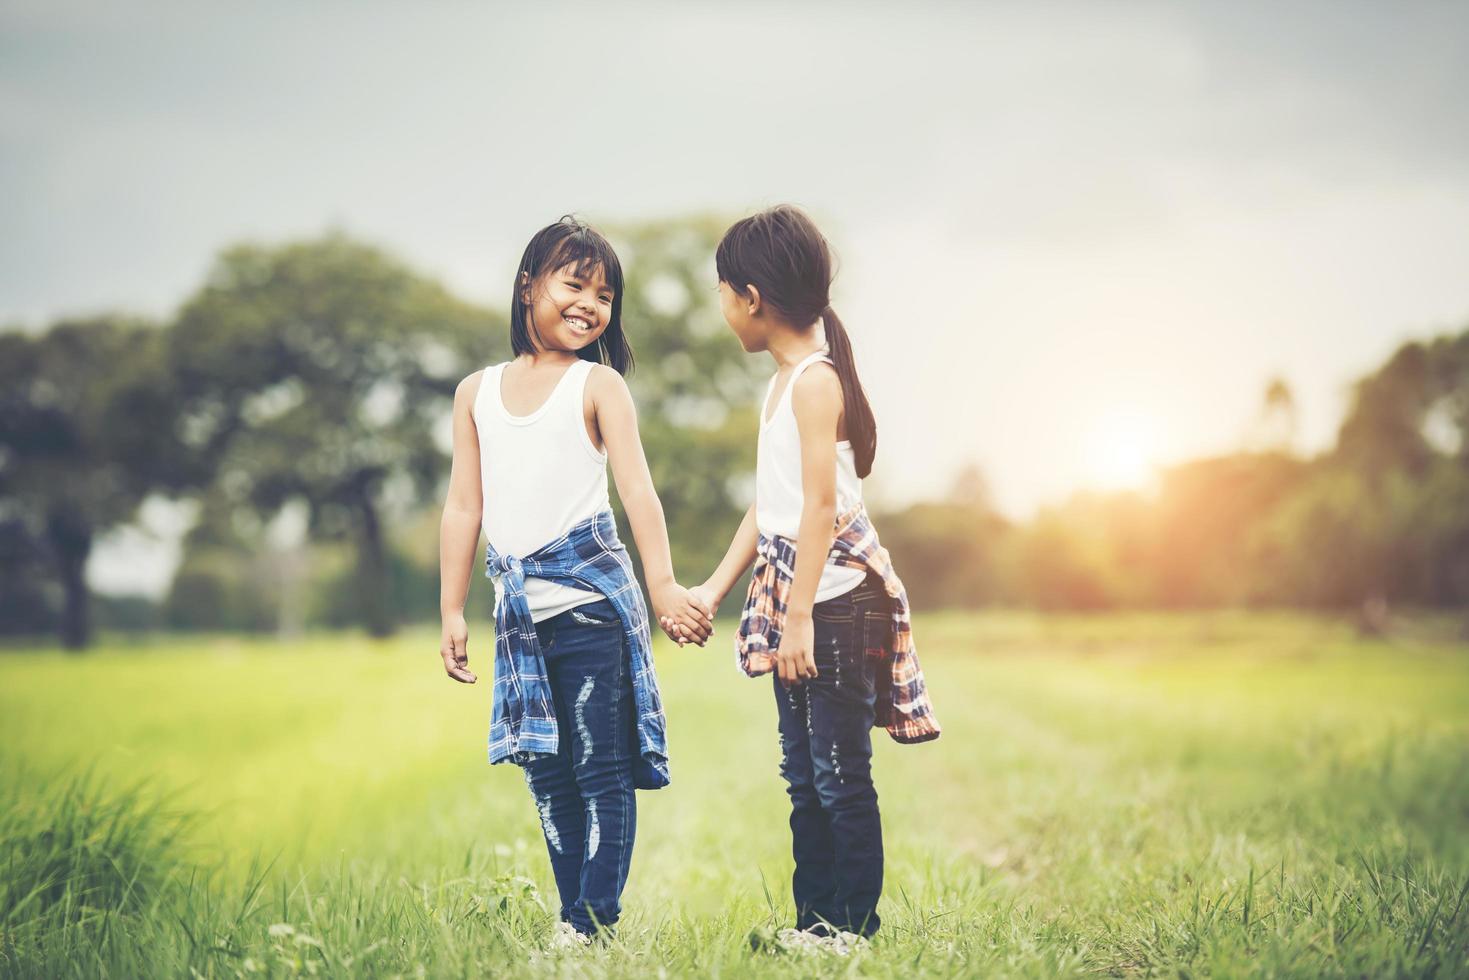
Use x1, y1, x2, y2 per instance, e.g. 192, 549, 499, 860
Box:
756, 350, 866, 601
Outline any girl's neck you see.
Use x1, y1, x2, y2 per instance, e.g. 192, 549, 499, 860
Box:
516, 348, 579, 369
765, 320, 825, 369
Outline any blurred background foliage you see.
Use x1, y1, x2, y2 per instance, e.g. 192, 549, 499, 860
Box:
2, 217, 1467, 649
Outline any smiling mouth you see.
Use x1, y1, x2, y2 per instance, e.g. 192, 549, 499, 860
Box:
564, 315, 593, 333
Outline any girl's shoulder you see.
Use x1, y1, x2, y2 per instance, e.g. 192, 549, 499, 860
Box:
454, 368, 487, 410
585, 361, 631, 399
789, 358, 841, 403
456, 360, 517, 400
786, 360, 843, 432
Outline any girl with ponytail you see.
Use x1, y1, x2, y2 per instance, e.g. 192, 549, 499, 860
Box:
661, 205, 941, 943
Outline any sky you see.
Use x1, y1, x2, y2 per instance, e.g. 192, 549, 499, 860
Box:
3, 0, 1469, 594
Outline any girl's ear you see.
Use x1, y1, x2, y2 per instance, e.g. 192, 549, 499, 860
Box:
745, 284, 762, 316
519, 271, 532, 306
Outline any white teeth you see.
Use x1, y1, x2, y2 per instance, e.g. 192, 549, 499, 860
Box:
564, 316, 590, 331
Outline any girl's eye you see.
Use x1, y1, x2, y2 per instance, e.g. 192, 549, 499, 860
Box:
599, 296, 613, 304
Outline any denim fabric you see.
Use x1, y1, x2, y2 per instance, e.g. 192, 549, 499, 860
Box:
521, 597, 638, 935
772, 575, 887, 937
739, 504, 940, 744
485, 509, 668, 790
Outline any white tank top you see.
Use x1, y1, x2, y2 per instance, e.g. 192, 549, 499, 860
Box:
473, 359, 608, 622
756, 351, 867, 603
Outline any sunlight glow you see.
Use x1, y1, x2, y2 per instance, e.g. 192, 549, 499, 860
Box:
1084, 410, 1160, 491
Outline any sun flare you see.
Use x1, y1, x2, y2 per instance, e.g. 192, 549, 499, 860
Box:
1084, 410, 1160, 491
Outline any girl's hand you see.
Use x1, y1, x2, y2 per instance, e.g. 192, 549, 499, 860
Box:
775, 611, 817, 684
658, 582, 721, 647
651, 583, 713, 647
688, 583, 720, 621
440, 612, 477, 683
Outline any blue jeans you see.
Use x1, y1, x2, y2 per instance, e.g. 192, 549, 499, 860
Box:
522, 597, 637, 935
773, 576, 887, 936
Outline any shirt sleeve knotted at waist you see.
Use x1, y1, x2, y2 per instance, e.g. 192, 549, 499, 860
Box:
735, 504, 941, 746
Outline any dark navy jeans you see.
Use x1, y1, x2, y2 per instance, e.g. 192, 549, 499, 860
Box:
522, 597, 637, 935
773, 575, 887, 937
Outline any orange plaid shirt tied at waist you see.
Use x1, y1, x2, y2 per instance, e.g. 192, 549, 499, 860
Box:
736, 504, 941, 745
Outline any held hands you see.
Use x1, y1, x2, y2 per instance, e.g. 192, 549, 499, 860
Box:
687, 583, 720, 624
439, 611, 477, 684
652, 581, 714, 647
439, 584, 711, 684
775, 610, 817, 685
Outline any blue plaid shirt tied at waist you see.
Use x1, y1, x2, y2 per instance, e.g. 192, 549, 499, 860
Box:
484, 509, 669, 790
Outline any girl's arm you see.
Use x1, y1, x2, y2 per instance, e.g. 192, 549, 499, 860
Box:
776, 365, 843, 684
662, 503, 756, 642
685, 503, 757, 618
438, 372, 484, 684
590, 366, 714, 645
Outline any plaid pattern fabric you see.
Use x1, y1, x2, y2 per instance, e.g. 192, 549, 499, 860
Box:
485, 509, 669, 790
737, 504, 941, 744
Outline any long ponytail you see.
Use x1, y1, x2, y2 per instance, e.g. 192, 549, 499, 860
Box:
717, 204, 879, 477
821, 305, 877, 477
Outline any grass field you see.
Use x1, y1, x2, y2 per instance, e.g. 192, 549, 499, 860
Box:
2, 612, 1468, 977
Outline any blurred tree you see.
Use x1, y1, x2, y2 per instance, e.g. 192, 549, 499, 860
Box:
0, 516, 56, 635
604, 216, 768, 581
163, 492, 278, 632
1411, 457, 1469, 606
1151, 452, 1308, 606
1337, 342, 1437, 477
1325, 327, 1469, 613
168, 235, 501, 637
876, 464, 1009, 608
1014, 507, 1114, 611
1246, 376, 1299, 452
1336, 331, 1469, 475
0, 319, 185, 648
1004, 489, 1160, 610
1251, 464, 1404, 608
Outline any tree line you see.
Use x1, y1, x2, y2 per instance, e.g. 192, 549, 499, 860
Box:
882, 333, 1469, 622
2, 219, 1465, 649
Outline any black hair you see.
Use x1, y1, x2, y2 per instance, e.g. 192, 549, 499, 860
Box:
510, 215, 634, 374
715, 205, 877, 477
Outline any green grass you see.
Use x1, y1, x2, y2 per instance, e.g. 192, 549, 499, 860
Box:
2, 611, 1468, 977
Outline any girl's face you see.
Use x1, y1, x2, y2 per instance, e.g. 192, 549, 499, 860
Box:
524, 262, 614, 354
718, 280, 768, 353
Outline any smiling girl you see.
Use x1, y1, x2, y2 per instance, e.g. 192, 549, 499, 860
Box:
438, 216, 711, 943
